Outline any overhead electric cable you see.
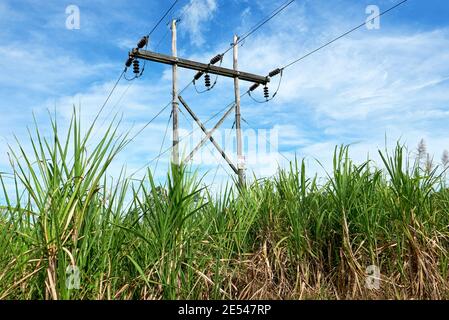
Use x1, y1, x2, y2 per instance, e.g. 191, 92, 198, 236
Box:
247, 0, 409, 102
130, 91, 249, 177
193, 0, 295, 93
280, 0, 409, 70
146, 0, 180, 37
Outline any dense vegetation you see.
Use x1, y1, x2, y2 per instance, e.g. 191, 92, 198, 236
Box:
1, 111, 448, 300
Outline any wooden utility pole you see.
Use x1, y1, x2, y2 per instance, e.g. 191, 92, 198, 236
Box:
129, 26, 268, 185
233, 35, 245, 186
171, 19, 179, 166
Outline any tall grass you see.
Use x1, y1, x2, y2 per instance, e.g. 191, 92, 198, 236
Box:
1, 111, 449, 300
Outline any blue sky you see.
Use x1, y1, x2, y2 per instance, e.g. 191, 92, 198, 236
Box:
1, 0, 449, 187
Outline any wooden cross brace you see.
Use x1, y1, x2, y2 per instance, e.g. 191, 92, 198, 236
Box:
178, 96, 238, 175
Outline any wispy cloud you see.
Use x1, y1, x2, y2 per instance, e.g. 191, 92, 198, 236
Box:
179, 0, 218, 47
1, 0, 449, 186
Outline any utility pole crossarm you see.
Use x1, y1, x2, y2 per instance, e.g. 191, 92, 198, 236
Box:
132, 49, 269, 85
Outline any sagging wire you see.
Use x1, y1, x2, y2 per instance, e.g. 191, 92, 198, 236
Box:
210, 120, 236, 186
241, 117, 290, 163
137, 37, 150, 78
129, 95, 243, 178
246, 0, 408, 103
125, 15, 183, 81
190, 0, 294, 95
248, 68, 284, 103
193, 54, 223, 94
221, 0, 296, 57
280, 0, 409, 71
124, 36, 149, 81
125, 0, 181, 81
138, 18, 181, 80
154, 110, 173, 175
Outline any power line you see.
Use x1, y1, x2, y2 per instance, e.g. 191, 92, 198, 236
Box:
85, 0, 181, 143
130, 21, 193, 152
88, 69, 126, 133
178, 105, 234, 179
99, 25, 190, 146
126, 0, 181, 81
130, 92, 249, 177
178, 104, 235, 180
193, 0, 295, 93
153, 27, 170, 51
241, 117, 290, 163
281, 0, 409, 70
222, 0, 295, 56
141, 0, 180, 80
248, 70, 284, 103
246, 0, 409, 102
126, 81, 193, 143
90, 31, 184, 143
111, 24, 174, 112
154, 110, 173, 174
127, 0, 291, 180
90, 80, 133, 143
146, 0, 180, 37
241, 1, 409, 162
210, 121, 236, 186
99, 70, 126, 114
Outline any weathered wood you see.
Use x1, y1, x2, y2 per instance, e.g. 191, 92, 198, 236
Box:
178, 96, 238, 174
171, 20, 179, 166
234, 35, 245, 186
132, 49, 269, 85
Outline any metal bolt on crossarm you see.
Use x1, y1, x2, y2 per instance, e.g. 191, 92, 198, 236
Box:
127, 22, 268, 186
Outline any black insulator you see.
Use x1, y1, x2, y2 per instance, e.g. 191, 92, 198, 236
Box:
125, 57, 134, 68
137, 36, 149, 49
204, 74, 211, 88
209, 54, 222, 65
133, 60, 140, 74
263, 86, 270, 99
268, 68, 282, 78
194, 71, 204, 81
249, 83, 260, 92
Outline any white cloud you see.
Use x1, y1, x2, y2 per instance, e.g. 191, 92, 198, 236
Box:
179, 0, 218, 47
2, 0, 449, 191
49, 23, 449, 183
0, 43, 112, 95
220, 18, 449, 172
